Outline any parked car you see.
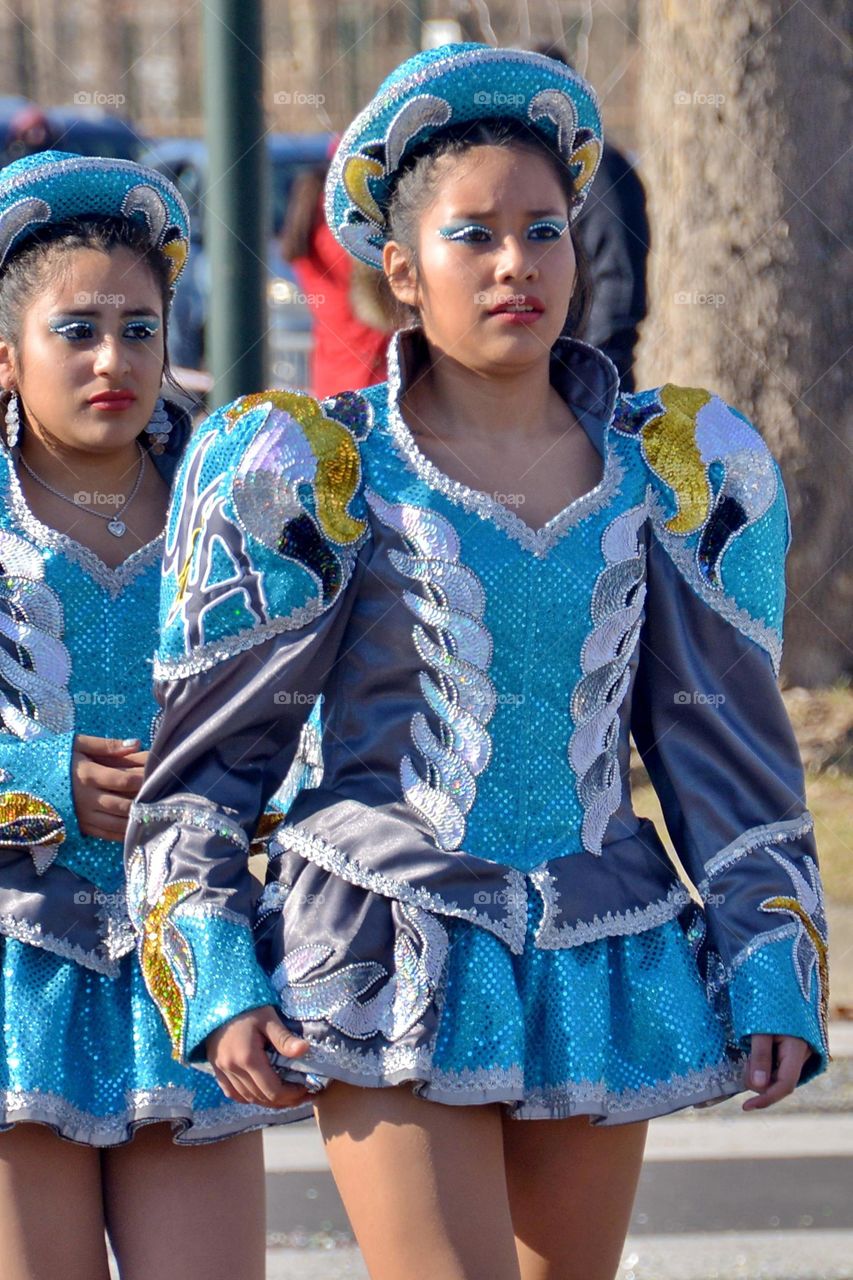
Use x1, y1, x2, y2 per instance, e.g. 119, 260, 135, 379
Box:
45, 106, 146, 160
140, 133, 333, 388
1, 100, 147, 162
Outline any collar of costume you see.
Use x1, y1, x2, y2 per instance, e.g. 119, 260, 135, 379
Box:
0, 150, 190, 289
325, 42, 603, 269
390, 324, 620, 446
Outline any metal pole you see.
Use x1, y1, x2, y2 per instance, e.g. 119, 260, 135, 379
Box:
203, 0, 267, 407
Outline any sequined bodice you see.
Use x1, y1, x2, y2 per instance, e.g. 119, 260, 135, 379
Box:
0, 449, 163, 889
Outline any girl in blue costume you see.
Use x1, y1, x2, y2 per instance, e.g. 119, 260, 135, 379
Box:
127, 45, 830, 1280
0, 152, 306, 1280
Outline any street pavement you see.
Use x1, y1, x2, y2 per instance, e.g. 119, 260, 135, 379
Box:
262, 1021, 853, 1280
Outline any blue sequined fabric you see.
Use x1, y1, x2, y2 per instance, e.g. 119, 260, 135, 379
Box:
131, 328, 828, 1123
0, 938, 287, 1144
0, 446, 293, 1143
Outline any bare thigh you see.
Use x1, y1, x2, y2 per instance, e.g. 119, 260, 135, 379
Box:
315, 1082, 521, 1280
102, 1124, 266, 1280
0, 1124, 110, 1280
503, 1114, 648, 1280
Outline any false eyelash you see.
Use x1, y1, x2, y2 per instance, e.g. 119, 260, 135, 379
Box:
527, 220, 569, 239
437, 224, 492, 242
48, 320, 95, 340
123, 322, 160, 340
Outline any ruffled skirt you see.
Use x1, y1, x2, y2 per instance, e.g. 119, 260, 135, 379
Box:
0, 937, 296, 1145
264, 869, 750, 1124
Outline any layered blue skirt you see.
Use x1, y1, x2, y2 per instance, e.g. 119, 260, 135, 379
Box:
285, 893, 750, 1124
0, 937, 295, 1145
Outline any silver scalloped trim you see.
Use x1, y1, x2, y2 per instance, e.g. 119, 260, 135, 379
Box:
511, 1057, 747, 1122
0, 529, 75, 735
530, 870, 691, 949
0, 910, 122, 976
292, 1036, 747, 1123
699, 813, 816, 892
366, 488, 496, 850
153, 599, 323, 681
3, 454, 165, 598
383, 332, 627, 557
0, 1085, 299, 1146
130, 799, 249, 851
648, 488, 784, 676
568, 499, 648, 854
274, 824, 528, 955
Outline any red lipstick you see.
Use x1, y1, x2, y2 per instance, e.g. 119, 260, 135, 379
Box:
88, 390, 137, 411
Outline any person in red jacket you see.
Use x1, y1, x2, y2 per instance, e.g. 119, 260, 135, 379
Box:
281, 148, 392, 400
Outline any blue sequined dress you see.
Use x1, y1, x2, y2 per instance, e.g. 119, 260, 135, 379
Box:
0, 424, 295, 1144
126, 330, 829, 1124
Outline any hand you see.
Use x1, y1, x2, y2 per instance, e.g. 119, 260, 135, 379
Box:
742, 1034, 811, 1111
71, 734, 148, 841
207, 1005, 311, 1108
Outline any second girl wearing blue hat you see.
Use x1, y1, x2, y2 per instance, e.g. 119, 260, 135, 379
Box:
0, 151, 307, 1280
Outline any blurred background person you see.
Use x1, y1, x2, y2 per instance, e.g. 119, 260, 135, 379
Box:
280, 144, 393, 400
533, 41, 650, 393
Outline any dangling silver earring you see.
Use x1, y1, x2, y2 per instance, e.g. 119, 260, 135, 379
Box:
144, 397, 172, 453
5, 391, 20, 449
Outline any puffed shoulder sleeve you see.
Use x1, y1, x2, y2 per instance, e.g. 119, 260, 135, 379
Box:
0, 528, 82, 865
626, 385, 829, 1083
124, 388, 372, 1064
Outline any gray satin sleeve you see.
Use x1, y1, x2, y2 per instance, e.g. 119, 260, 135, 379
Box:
123, 559, 365, 1062
630, 530, 828, 1072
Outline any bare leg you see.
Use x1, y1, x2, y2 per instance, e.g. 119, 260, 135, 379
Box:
315, 1082, 522, 1280
503, 1114, 648, 1280
0, 1125, 111, 1280
102, 1124, 266, 1280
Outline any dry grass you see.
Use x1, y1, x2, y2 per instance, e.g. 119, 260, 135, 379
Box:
632, 771, 853, 905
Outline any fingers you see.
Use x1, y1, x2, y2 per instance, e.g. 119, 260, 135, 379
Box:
747, 1033, 773, 1091
78, 815, 129, 842
85, 747, 149, 769
74, 734, 141, 756
75, 758, 145, 794
263, 1011, 309, 1059
206, 1008, 311, 1109
213, 1063, 310, 1109
742, 1035, 809, 1112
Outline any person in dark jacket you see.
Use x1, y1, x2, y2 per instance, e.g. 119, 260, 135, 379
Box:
533, 43, 650, 391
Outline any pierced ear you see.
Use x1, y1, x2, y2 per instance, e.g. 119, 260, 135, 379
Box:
0, 339, 17, 391
382, 240, 419, 309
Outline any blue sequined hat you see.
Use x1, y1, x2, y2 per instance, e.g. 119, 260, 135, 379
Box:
326, 42, 603, 269
0, 150, 190, 289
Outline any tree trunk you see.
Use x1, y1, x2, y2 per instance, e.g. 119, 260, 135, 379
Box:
635, 0, 851, 686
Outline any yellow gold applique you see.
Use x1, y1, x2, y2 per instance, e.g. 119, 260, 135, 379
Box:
570, 138, 601, 195
162, 238, 188, 284
641, 384, 713, 535
226, 390, 366, 545
0, 790, 65, 848
140, 879, 199, 1059
127, 832, 199, 1060
342, 155, 385, 226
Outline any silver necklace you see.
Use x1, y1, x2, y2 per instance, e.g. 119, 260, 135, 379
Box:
18, 442, 147, 538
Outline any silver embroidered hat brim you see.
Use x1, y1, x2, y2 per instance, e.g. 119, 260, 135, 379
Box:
0, 150, 191, 289
325, 42, 604, 268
